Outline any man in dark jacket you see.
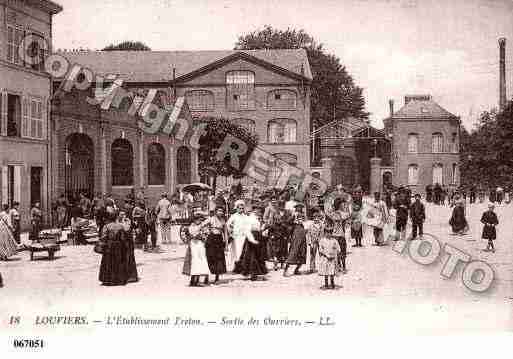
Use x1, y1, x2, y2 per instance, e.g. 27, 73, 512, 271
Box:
410, 194, 425, 240
394, 188, 410, 241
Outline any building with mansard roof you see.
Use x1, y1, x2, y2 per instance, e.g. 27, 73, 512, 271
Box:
383, 95, 461, 194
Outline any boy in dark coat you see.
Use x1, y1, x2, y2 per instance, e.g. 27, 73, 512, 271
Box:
481, 204, 499, 252
410, 194, 425, 240
394, 190, 409, 241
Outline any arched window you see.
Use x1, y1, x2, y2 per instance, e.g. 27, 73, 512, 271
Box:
268, 119, 297, 143
408, 164, 419, 185
232, 118, 256, 134
147, 143, 165, 185
185, 90, 214, 111
432, 133, 444, 153
226, 71, 255, 110
433, 163, 443, 185
267, 89, 297, 110
177, 146, 191, 184
408, 133, 419, 153
111, 139, 133, 186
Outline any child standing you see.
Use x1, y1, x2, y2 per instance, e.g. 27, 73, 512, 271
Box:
306, 208, 324, 274
481, 204, 499, 253
182, 214, 210, 286
317, 220, 341, 290
350, 203, 363, 247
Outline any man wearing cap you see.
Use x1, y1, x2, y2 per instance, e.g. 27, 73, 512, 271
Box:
410, 194, 425, 240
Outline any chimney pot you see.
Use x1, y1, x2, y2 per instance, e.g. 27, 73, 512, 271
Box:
389, 99, 394, 117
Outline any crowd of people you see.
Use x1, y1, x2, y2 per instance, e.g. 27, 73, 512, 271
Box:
424, 183, 512, 206
0, 180, 505, 290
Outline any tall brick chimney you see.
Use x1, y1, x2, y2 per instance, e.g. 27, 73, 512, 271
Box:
499, 37, 507, 110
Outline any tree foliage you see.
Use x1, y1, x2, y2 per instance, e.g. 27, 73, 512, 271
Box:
196, 117, 259, 186
102, 41, 151, 51
460, 100, 513, 189
235, 25, 369, 127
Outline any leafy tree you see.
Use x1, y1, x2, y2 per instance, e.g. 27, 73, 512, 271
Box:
460, 100, 513, 189
196, 117, 259, 191
102, 41, 151, 51
235, 25, 369, 128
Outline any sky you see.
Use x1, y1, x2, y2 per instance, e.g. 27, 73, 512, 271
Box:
52, 0, 513, 129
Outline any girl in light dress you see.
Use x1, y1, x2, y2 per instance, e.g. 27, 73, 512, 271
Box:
182, 214, 210, 287
317, 219, 341, 290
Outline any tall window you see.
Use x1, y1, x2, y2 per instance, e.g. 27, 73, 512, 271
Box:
450, 132, 458, 153
232, 118, 256, 134
451, 163, 458, 185
177, 146, 191, 184
267, 89, 297, 110
1, 165, 21, 208
433, 163, 443, 185
226, 71, 255, 111
185, 90, 214, 111
7, 94, 21, 137
268, 119, 297, 143
29, 99, 43, 139
111, 139, 134, 186
408, 164, 419, 185
432, 133, 444, 153
147, 143, 165, 185
7, 24, 24, 65
408, 133, 418, 153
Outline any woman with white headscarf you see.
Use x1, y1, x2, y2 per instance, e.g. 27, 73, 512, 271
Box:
226, 199, 248, 270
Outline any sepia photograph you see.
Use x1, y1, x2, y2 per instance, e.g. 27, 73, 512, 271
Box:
0, 0, 512, 356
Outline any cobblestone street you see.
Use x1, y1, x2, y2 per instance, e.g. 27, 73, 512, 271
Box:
1, 201, 512, 331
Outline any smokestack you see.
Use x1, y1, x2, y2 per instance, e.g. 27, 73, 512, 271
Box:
499, 37, 507, 110
389, 99, 394, 117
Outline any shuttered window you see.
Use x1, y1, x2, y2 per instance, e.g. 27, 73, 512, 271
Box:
28, 99, 44, 139
432, 133, 444, 153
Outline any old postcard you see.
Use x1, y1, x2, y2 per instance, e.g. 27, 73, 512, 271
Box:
0, 0, 512, 356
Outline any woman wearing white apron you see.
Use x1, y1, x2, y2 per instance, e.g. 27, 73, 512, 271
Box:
226, 200, 248, 271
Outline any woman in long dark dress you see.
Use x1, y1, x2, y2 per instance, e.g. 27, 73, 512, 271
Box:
236, 206, 268, 280
481, 204, 499, 252
132, 201, 147, 249
265, 199, 290, 270
283, 204, 307, 277
204, 207, 228, 283
119, 211, 138, 283
99, 209, 129, 286
449, 200, 468, 234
